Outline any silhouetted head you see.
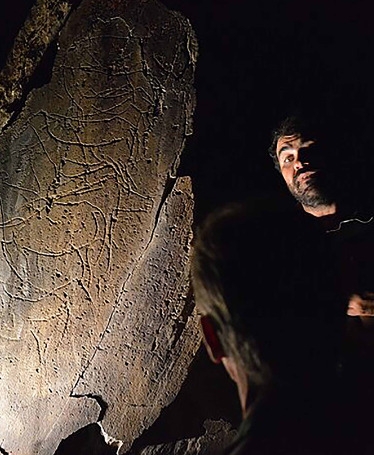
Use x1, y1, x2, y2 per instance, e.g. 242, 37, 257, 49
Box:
192, 200, 344, 412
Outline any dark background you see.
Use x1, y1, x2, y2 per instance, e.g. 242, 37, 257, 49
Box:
2, 0, 374, 449
148, 0, 374, 446
147, 0, 374, 445
162, 0, 374, 222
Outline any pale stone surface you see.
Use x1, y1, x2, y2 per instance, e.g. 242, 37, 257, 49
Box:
0, 1, 200, 454
73, 176, 201, 453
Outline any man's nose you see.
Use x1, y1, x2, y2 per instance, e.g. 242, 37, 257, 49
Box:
294, 149, 310, 170
293, 158, 303, 171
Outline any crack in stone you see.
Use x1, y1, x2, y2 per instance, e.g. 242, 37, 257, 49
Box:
71, 175, 177, 392
151, 175, 177, 240
170, 285, 195, 349
0, 446, 10, 455
70, 392, 108, 421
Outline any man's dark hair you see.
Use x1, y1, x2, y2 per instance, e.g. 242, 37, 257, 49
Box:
192, 200, 344, 400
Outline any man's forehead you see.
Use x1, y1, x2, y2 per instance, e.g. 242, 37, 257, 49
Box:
276, 134, 315, 156
277, 134, 302, 144
276, 134, 302, 154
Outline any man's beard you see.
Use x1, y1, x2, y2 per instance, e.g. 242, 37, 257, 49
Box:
288, 169, 334, 208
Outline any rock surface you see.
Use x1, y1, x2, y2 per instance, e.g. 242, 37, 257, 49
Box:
0, 0, 78, 130
0, 1, 200, 454
136, 420, 237, 455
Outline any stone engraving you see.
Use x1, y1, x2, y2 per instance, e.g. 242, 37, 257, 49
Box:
0, 1, 200, 454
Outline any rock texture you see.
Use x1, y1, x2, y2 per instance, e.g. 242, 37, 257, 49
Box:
136, 420, 237, 455
0, 0, 79, 130
0, 1, 200, 454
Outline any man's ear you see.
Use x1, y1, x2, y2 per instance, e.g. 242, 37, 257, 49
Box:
200, 315, 226, 364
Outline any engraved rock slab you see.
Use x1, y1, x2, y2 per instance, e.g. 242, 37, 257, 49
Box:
0, 1, 200, 453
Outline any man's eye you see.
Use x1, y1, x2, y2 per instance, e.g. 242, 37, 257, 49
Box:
284, 155, 294, 164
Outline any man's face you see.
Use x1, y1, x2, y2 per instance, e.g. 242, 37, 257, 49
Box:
276, 134, 333, 208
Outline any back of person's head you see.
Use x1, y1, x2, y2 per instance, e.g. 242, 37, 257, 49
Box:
192, 199, 344, 401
